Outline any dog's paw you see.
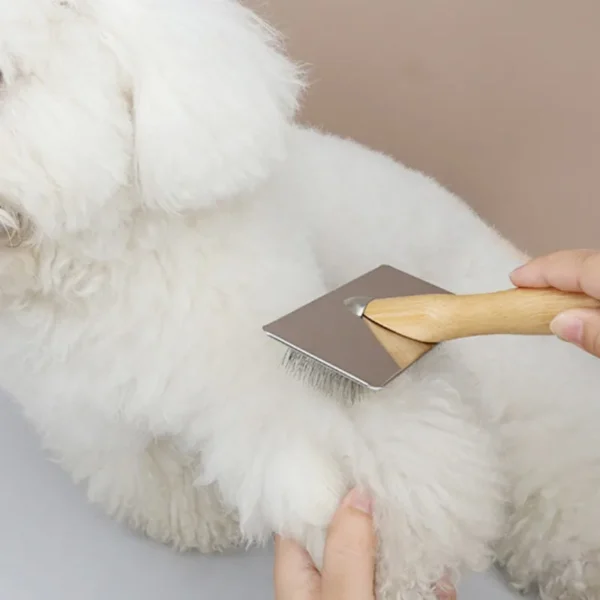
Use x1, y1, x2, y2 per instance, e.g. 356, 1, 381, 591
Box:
498, 481, 600, 599
132, 482, 243, 553
257, 439, 348, 564
502, 538, 600, 600
373, 499, 464, 600
504, 550, 600, 600
536, 553, 600, 600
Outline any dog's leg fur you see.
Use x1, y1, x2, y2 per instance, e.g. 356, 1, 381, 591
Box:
349, 357, 506, 599
32, 405, 241, 552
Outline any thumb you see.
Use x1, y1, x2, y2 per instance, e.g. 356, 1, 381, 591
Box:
321, 488, 376, 600
550, 309, 600, 358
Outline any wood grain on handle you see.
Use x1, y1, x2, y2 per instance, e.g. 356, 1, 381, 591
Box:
363, 288, 600, 344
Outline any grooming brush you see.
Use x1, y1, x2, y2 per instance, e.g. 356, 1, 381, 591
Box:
263, 265, 600, 400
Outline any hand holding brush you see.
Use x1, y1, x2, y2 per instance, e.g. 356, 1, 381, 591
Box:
265, 259, 600, 401
511, 248, 600, 358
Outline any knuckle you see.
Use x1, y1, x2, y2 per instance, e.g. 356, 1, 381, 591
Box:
582, 317, 600, 358
589, 328, 600, 358
581, 252, 600, 299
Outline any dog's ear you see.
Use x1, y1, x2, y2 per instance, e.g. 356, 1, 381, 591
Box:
96, 0, 302, 213
0, 2, 134, 239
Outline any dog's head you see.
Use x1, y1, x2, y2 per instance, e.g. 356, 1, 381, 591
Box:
0, 0, 301, 250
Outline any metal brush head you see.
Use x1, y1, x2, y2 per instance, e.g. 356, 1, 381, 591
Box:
263, 264, 449, 401
281, 348, 368, 403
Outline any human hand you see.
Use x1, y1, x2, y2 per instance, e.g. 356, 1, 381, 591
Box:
273, 488, 456, 600
510, 249, 600, 357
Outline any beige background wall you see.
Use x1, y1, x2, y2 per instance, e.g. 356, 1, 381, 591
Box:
248, 0, 599, 255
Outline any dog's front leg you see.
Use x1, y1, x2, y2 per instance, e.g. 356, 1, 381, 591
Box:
349, 354, 507, 599
181, 363, 358, 564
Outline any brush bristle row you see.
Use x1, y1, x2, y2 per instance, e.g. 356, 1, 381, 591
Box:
281, 348, 366, 404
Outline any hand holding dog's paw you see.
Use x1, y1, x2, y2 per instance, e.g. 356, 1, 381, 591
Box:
262, 439, 348, 565
202, 421, 350, 562
274, 488, 377, 600
274, 488, 456, 600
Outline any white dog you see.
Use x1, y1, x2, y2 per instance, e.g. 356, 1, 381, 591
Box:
1, 1, 599, 598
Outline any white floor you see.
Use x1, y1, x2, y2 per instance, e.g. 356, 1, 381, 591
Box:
0, 395, 531, 600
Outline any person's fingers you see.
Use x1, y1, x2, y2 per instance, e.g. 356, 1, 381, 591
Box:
274, 534, 321, 600
437, 587, 457, 600
550, 308, 600, 358
274, 498, 455, 600
509, 249, 595, 289
511, 249, 600, 357
510, 249, 600, 299
320, 488, 376, 600
435, 574, 457, 600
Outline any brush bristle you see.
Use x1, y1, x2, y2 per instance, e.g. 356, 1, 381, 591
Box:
281, 348, 367, 404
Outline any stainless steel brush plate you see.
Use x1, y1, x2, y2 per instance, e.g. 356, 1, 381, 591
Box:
263, 264, 448, 394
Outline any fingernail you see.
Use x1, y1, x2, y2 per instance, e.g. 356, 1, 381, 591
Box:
510, 265, 524, 277
342, 488, 373, 515
550, 313, 584, 345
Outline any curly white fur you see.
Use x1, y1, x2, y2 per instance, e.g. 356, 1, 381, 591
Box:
0, 1, 599, 598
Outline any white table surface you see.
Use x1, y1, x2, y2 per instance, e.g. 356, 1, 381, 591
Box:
0, 395, 530, 600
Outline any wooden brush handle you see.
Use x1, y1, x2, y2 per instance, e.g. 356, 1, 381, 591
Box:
363, 287, 600, 344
